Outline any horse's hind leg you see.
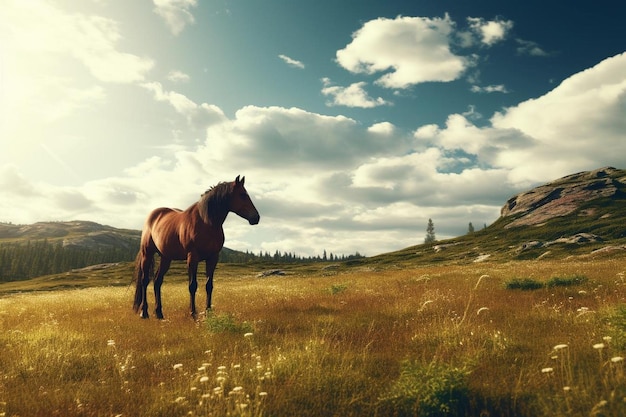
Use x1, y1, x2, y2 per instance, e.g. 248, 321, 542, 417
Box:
154, 257, 171, 320
138, 253, 153, 319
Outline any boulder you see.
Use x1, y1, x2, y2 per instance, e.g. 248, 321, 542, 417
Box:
501, 167, 626, 228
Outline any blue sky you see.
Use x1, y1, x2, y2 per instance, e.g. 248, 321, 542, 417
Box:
1, 0, 625, 256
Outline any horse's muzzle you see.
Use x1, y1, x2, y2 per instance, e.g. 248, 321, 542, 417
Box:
248, 213, 260, 225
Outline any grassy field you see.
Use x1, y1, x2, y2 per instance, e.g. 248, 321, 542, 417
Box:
1, 257, 625, 417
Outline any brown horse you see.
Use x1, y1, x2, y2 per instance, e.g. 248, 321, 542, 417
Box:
133, 175, 260, 319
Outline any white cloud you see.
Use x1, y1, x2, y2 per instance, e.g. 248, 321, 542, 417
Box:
153, 0, 198, 35
419, 52, 626, 185
336, 15, 471, 88
278, 54, 305, 69
167, 70, 191, 83
467, 17, 514, 46
321, 79, 389, 108
0, 2, 154, 84
471, 84, 509, 94
141, 82, 227, 128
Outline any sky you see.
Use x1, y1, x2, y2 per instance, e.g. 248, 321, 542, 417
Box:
1, 0, 625, 257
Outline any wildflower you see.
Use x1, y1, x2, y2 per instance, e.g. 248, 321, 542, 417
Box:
593, 343, 605, 350
199, 376, 209, 383
233, 364, 241, 370
174, 396, 185, 403
107, 339, 116, 347
610, 356, 624, 363
553, 344, 568, 351
541, 367, 554, 373
173, 363, 183, 370
603, 336, 612, 343
563, 386, 571, 392
198, 366, 206, 372
244, 332, 254, 338
217, 365, 227, 371
259, 392, 268, 397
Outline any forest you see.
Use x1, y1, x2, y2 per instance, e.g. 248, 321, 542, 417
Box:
0, 240, 364, 281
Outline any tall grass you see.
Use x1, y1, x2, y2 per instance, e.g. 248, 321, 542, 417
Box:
0, 258, 625, 416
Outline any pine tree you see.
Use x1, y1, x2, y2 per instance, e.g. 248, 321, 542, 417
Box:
424, 219, 436, 244
468, 222, 475, 234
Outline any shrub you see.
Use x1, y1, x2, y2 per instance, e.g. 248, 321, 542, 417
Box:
205, 312, 253, 334
546, 274, 588, 288
379, 361, 471, 417
505, 278, 544, 290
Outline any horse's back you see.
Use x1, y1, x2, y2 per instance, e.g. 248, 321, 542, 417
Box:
141, 207, 189, 259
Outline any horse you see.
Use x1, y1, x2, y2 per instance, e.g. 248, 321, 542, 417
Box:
132, 175, 260, 319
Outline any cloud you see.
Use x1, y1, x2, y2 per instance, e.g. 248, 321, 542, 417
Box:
418, 52, 626, 186
153, 0, 198, 35
516, 39, 549, 56
167, 70, 191, 83
141, 82, 227, 128
278, 54, 305, 69
336, 15, 472, 88
321, 79, 389, 108
467, 17, 514, 46
470, 84, 510, 94
1, 2, 154, 84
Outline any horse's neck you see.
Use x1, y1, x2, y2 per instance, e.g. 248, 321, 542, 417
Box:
195, 203, 229, 227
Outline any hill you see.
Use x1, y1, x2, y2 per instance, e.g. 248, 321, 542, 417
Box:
368, 166, 626, 266
0, 220, 140, 249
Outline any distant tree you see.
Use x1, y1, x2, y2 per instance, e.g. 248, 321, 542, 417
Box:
468, 222, 475, 234
424, 219, 436, 244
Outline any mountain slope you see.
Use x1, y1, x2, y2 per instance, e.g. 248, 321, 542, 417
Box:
368, 167, 626, 266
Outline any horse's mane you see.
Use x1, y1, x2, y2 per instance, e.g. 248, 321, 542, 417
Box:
196, 181, 233, 224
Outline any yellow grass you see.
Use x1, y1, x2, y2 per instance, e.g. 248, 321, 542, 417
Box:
0, 257, 625, 416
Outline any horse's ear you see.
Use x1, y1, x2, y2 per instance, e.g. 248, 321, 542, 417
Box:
241, 176, 245, 186
235, 175, 241, 185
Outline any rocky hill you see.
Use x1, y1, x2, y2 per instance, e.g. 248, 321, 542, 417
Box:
500, 166, 626, 228
371, 167, 626, 265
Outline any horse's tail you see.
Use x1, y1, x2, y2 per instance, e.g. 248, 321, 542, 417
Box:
132, 235, 154, 313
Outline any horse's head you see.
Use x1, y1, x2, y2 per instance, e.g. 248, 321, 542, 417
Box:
230, 175, 260, 225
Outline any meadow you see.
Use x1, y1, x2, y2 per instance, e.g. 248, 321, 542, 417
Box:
0, 256, 625, 417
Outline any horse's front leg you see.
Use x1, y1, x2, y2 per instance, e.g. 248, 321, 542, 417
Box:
205, 254, 219, 311
187, 253, 199, 319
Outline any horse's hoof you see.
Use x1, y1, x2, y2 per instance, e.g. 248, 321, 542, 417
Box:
155, 310, 164, 320
140, 312, 149, 319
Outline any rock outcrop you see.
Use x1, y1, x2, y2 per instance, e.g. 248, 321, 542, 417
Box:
500, 167, 626, 228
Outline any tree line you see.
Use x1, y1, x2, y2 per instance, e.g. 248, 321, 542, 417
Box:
0, 240, 137, 282
220, 248, 365, 264
0, 239, 365, 281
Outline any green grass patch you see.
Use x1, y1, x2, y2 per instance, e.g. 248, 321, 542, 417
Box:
505, 277, 544, 290
379, 361, 470, 417
205, 312, 254, 334
546, 274, 588, 287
